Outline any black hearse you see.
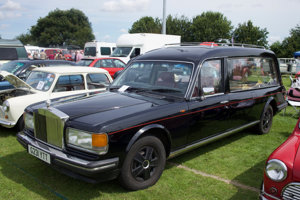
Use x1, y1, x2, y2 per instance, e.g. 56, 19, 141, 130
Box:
17, 44, 287, 190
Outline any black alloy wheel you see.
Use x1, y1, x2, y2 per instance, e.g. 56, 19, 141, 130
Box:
119, 136, 166, 190
257, 105, 273, 134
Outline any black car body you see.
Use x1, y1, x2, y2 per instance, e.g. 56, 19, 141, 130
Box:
0, 60, 77, 90
17, 45, 288, 190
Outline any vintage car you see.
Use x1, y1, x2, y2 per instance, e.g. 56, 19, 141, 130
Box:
76, 57, 126, 77
0, 60, 76, 90
17, 45, 287, 190
260, 118, 300, 200
0, 66, 112, 130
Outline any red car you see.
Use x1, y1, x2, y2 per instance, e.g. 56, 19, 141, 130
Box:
261, 118, 300, 200
77, 57, 126, 77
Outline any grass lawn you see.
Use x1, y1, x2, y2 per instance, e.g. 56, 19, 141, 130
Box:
0, 75, 297, 200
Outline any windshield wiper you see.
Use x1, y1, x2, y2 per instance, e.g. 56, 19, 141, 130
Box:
149, 88, 182, 93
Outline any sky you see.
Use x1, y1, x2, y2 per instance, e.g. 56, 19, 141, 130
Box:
0, 0, 299, 45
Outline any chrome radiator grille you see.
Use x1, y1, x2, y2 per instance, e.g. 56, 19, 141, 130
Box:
282, 183, 300, 200
34, 108, 69, 149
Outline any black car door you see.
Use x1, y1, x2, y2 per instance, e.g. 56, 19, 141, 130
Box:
187, 59, 232, 143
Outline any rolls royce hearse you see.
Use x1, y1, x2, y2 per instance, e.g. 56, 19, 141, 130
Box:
17, 44, 287, 190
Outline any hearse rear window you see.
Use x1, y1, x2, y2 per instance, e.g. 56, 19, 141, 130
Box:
228, 57, 278, 91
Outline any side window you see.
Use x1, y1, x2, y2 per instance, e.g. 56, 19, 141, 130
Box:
94, 60, 101, 68
113, 59, 126, 68
100, 47, 111, 56
228, 57, 278, 91
200, 60, 222, 96
87, 73, 110, 89
130, 48, 141, 59
54, 75, 85, 92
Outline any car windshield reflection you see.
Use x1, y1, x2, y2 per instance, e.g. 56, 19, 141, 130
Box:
111, 61, 193, 97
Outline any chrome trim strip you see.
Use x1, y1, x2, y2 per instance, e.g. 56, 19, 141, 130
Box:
55, 159, 118, 172
168, 120, 259, 159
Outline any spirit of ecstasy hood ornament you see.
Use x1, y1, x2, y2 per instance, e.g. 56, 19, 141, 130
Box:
46, 99, 51, 109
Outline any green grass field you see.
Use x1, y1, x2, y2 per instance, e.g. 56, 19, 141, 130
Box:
0, 75, 297, 200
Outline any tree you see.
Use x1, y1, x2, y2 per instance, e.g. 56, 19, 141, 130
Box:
232, 20, 268, 47
270, 24, 300, 57
20, 8, 95, 48
166, 15, 192, 42
129, 16, 161, 33
190, 12, 233, 42
16, 33, 34, 45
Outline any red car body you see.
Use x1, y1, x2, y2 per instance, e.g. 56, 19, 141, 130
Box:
261, 119, 300, 200
77, 57, 126, 77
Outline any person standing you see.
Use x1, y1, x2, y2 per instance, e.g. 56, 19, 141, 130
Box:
40, 49, 47, 60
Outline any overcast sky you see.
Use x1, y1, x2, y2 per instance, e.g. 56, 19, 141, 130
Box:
0, 0, 299, 45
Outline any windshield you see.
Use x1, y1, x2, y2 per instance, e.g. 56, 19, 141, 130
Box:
84, 47, 96, 56
77, 59, 93, 66
0, 61, 25, 74
26, 71, 55, 91
111, 61, 193, 97
111, 47, 132, 57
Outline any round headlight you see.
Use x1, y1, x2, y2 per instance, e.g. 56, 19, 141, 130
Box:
3, 101, 10, 112
266, 159, 287, 182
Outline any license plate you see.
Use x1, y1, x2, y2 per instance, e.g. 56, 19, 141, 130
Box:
28, 145, 51, 164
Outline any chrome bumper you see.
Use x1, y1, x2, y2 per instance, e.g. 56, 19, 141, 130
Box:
17, 132, 119, 175
0, 118, 16, 128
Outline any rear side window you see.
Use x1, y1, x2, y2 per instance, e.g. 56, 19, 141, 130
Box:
113, 59, 126, 68
87, 73, 110, 89
16, 47, 28, 59
228, 57, 278, 91
54, 75, 85, 92
100, 47, 111, 56
84, 47, 96, 56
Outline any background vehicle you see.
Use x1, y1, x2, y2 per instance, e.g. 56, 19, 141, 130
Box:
0, 39, 28, 66
77, 57, 126, 77
44, 48, 60, 60
84, 41, 116, 58
0, 60, 76, 90
0, 66, 112, 130
260, 117, 300, 200
111, 33, 181, 63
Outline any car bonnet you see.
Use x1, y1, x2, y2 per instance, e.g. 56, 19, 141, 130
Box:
0, 70, 35, 91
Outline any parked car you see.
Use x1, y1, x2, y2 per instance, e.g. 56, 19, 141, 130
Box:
260, 118, 300, 200
0, 66, 112, 130
17, 44, 287, 190
77, 57, 126, 77
0, 60, 76, 90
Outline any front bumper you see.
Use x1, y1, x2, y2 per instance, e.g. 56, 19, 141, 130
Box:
0, 118, 16, 128
17, 131, 120, 183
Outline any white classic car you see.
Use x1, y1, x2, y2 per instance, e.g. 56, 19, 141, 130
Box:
0, 66, 112, 130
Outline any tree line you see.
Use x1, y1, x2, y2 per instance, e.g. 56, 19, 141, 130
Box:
16, 9, 299, 58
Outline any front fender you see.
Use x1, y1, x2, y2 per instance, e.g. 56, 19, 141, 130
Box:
125, 124, 171, 153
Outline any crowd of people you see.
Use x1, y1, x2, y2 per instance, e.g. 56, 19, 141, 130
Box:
27, 49, 84, 62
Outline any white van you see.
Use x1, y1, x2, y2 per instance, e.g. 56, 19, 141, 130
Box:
84, 41, 116, 58
111, 33, 181, 63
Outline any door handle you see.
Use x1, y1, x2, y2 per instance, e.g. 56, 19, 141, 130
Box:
220, 100, 229, 104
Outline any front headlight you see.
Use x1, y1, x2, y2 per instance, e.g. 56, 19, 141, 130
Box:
266, 159, 287, 182
66, 128, 108, 155
3, 101, 10, 112
24, 112, 34, 130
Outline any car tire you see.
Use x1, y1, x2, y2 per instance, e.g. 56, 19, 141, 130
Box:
119, 136, 166, 190
15, 116, 24, 132
257, 105, 273, 134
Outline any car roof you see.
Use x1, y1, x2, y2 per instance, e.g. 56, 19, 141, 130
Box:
9, 59, 76, 65
32, 66, 109, 74
134, 46, 276, 64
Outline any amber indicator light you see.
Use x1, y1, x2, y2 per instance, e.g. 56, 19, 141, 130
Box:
92, 134, 108, 147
